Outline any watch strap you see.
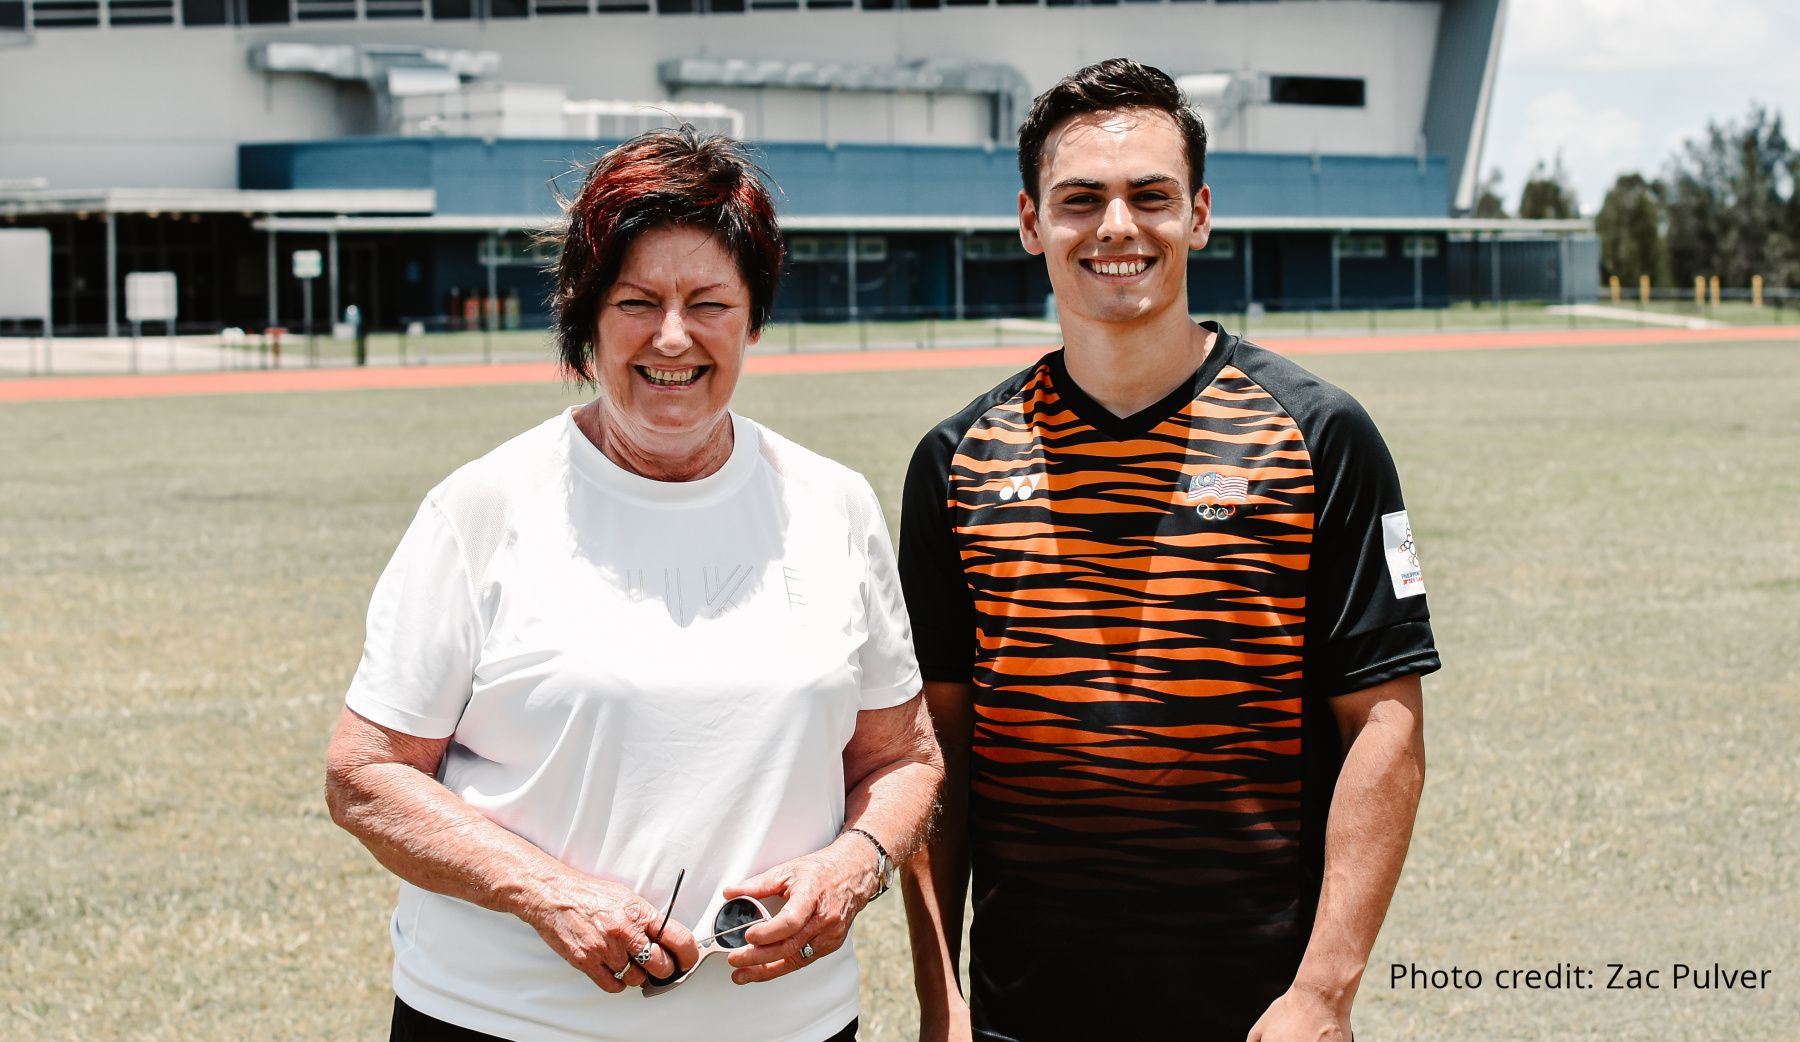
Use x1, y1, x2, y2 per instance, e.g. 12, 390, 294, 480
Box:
843, 827, 892, 899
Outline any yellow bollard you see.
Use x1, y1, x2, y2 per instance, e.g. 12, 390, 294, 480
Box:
1610, 275, 1621, 304
1640, 274, 1651, 305
1694, 276, 1706, 307
1753, 274, 1763, 308
1710, 276, 1721, 308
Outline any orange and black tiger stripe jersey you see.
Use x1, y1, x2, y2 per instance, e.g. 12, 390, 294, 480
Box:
899, 324, 1439, 1041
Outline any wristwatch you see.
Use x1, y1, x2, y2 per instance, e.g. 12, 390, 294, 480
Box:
844, 827, 893, 900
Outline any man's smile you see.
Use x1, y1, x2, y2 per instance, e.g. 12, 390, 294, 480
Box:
1080, 256, 1154, 279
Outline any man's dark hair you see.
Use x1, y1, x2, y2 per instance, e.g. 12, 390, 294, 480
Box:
1016, 58, 1208, 205
552, 126, 785, 383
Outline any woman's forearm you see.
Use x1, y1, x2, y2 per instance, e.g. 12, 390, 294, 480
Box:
841, 695, 946, 871
324, 707, 569, 920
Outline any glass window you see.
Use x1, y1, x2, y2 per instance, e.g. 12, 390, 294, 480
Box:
1337, 234, 1387, 259
1403, 235, 1440, 259
29, 0, 101, 27
1268, 76, 1365, 108
1191, 234, 1235, 260
181, 0, 228, 23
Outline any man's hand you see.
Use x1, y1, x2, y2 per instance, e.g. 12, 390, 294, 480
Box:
1247, 672, 1425, 1040
1245, 984, 1352, 1042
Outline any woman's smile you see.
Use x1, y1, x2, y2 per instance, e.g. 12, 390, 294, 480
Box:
637, 364, 709, 387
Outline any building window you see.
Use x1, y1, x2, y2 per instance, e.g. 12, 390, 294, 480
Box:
108, 0, 174, 22
1191, 235, 1235, 260
1337, 234, 1386, 259
788, 237, 888, 262
244, 0, 287, 19
1403, 235, 1439, 259
964, 235, 1029, 261
294, 0, 352, 18
788, 237, 846, 262
367, 0, 424, 16
29, 0, 101, 27
1268, 76, 1365, 108
532, 0, 586, 12
181, 0, 228, 22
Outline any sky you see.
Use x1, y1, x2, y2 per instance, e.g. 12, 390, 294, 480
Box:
1482, 0, 1800, 215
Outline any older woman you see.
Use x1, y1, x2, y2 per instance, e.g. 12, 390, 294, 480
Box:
324, 128, 943, 1042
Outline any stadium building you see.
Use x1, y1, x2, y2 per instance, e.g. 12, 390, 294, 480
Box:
0, 0, 1595, 335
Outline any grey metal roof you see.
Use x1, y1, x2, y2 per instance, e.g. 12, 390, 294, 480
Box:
0, 188, 437, 217
251, 213, 1591, 235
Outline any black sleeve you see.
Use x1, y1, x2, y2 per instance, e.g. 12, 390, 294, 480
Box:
1246, 346, 1441, 697
898, 420, 979, 684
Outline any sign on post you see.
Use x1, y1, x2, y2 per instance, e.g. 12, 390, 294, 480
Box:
125, 271, 179, 372
125, 271, 179, 323
292, 250, 323, 279
0, 228, 53, 374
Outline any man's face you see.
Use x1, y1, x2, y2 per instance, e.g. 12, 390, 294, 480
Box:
1020, 108, 1211, 326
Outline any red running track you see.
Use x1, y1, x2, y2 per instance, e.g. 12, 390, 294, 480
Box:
3, 325, 1797, 404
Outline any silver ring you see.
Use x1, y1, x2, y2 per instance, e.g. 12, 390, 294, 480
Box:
611, 965, 629, 980
799, 942, 815, 960
632, 941, 655, 966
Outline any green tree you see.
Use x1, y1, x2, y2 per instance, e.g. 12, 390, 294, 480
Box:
1519, 155, 1578, 220
1472, 167, 1507, 218
1596, 173, 1668, 287
1666, 105, 1796, 288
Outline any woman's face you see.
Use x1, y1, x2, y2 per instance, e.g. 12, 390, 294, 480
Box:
594, 225, 759, 452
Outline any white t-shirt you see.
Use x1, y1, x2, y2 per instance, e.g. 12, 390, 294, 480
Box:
344, 409, 922, 1042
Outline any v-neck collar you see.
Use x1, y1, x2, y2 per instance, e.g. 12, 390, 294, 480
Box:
1045, 321, 1241, 439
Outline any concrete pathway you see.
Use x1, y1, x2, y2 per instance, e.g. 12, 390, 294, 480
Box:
1544, 304, 1728, 329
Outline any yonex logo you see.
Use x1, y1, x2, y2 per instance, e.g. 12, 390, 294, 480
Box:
998, 474, 1044, 501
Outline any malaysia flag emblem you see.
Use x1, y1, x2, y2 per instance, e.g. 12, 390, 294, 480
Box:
1186, 471, 1249, 504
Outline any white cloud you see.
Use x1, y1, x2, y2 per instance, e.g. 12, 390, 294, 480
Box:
1517, 90, 1643, 206
1506, 0, 1780, 72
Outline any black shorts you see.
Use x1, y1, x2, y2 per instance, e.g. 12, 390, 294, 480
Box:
391, 996, 858, 1042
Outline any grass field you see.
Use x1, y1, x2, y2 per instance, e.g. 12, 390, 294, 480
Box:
2, 339, 1797, 1040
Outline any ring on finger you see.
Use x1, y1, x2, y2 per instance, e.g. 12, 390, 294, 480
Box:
799, 942, 815, 960
612, 964, 630, 981
632, 941, 655, 966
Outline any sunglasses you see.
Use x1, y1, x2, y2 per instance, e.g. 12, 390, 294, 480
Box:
640, 893, 774, 997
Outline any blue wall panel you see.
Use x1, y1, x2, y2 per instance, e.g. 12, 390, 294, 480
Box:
241, 138, 1451, 218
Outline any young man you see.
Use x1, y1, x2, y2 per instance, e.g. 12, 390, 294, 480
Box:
898, 59, 1439, 1042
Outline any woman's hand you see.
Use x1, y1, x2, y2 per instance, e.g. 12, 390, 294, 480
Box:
519, 871, 701, 994
721, 834, 881, 984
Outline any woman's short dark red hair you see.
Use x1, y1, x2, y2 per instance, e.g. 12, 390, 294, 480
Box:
553, 126, 784, 382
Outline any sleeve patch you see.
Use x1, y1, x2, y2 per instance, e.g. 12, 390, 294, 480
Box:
1381, 510, 1426, 599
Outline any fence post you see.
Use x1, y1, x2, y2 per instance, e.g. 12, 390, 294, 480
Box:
1709, 276, 1721, 310
1752, 274, 1763, 308
1610, 275, 1620, 304
1639, 275, 1650, 307
1693, 276, 1705, 310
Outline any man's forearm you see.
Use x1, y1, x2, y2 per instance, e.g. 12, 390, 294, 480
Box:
903, 782, 969, 1024
904, 680, 976, 1037
1293, 681, 1426, 1012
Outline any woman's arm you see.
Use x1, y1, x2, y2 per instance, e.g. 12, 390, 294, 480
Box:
723, 694, 946, 983
324, 706, 698, 991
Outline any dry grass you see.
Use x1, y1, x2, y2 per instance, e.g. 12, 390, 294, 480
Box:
2, 339, 1797, 1040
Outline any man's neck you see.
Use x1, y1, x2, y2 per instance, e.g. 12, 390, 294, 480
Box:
1058, 301, 1217, 419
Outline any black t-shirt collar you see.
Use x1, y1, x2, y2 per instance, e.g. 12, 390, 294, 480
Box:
1046, 321, 1241, 439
